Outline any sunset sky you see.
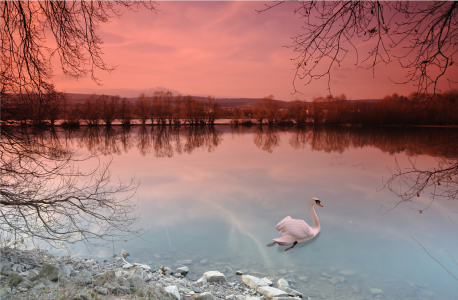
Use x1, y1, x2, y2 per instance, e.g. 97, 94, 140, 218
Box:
52, 1, 458, 101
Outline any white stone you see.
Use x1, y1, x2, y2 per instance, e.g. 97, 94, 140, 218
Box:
133, 263, 152, 271
242, 275, 269, 289
203, 271, 226, 283
339, 269, 355, 276
122, 263, 133, 269
177, 259, 192, 265
371, 288, 383, 295
196, 276, 207, 286
261, 277, 273, 286
177, 266, 189, 276
165, 285, 181, 300
257, 286, 289, 298
276, 278, 289, 289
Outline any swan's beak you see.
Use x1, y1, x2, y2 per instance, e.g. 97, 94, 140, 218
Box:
317, 203, 323, 207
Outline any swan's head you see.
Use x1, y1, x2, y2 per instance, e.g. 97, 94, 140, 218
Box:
311, 197, 323, 207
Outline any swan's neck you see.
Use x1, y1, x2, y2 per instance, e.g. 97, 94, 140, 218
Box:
308, 199, 320, 231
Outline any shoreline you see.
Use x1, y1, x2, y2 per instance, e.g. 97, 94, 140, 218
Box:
0, 247, 311, 300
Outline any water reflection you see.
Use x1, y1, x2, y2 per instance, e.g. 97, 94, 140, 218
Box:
33, 125, 457, 159
30, 125, 458, 299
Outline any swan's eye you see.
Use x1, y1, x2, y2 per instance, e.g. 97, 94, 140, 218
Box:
315, 200, 323, 207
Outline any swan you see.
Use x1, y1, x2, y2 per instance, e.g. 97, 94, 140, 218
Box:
267, 197, 323, 251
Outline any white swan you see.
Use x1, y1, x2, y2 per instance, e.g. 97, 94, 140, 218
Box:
267, 197, 323, 251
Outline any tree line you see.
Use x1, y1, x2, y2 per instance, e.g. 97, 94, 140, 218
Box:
2, 90, 458, 127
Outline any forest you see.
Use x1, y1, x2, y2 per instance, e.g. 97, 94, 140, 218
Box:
2, 90, 458, 127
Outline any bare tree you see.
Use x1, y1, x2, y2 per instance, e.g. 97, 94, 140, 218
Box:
1, 0, 157, 96
136, 93, 151, 125
259, 1, 458, 96
1, 1, 157, 247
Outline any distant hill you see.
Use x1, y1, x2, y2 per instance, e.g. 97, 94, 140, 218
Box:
63, 93, 379, 108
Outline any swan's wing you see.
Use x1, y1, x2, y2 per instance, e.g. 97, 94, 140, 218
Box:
275, 216, 292, 232
273, 234, 296, 246
276, 218, 314, 240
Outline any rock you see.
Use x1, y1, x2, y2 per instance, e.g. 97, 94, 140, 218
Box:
350, 285, 360, 293
94, 270, 117, 286
276, 278, 289, 289
164, 285, 180, 300
25, 269, 39, 282
339, 269, 355, 276
370, 288, 383, 296
103, 282, 116, 291
329, 276, 345, 285
1, 261, 13, 275
242, 275, 269, 289
196, 276, 207, 287
37, 263, 61, 281
117, 276, 130, 287
17, 278, 33, 290
129, 266, 148, 281
257, 286, 289, 298
60, 265, 72, 278
245, 297, 261, 300
177, 259, 192, 265
177, 266, 189, 276
127, 275, 145, 288
115, 269, 129, 278
261, 277, 273, 286
0, 287, 12, 300
133, 263, 152, 271
235, 271, 244, 275
73, 269, 92, 285
193, 291, 215, 300
75, 291, 92, 300
272, 298, 301, 300
191, 283, 203, 293
203, 271, 226, 283
95, 286, 108, 295
161, 265, 173, 276
115, 285, 131, 295
8, 272, 24, 286
122, 263, 133, 269
298, 276, 308, 282
279, 286, 303, 298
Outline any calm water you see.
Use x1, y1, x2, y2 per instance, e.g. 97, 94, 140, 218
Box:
53, 126, 457, 299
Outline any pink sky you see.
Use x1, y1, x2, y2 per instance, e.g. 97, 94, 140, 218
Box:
52, 1, 458, 101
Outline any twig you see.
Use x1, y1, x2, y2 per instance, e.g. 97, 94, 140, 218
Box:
412, 236, 458, 280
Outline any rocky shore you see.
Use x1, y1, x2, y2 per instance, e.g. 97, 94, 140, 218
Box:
0, 247, 311, 300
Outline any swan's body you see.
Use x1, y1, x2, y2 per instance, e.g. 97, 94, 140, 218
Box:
267, 197, 322, 251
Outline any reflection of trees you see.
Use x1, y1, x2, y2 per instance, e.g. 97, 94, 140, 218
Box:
152, 126, 173, 158
383, 138, 458, 213
254, 126, 281, 153
0, 126, 139, 248
56, 126, 224, 157
137, 126, 152, 156
289, 126, 313, 149
184, 126, 222, 154
120, 127, 134, 153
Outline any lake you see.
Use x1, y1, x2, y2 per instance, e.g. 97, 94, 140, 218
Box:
51, 125, 458, 299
